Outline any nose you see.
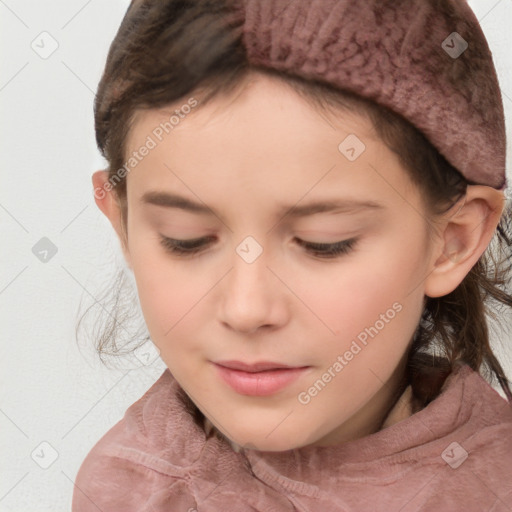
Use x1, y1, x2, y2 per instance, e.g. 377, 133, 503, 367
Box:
219, 249, 288, 334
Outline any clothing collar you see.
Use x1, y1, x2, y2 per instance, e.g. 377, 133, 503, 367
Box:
140, 362, 503, 493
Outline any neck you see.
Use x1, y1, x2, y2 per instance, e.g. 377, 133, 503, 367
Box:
303, 350, 411, 448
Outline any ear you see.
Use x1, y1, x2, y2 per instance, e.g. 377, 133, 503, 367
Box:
92, 170, 132, 269
424, 185, 505, 298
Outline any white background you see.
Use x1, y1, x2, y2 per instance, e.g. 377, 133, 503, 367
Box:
1, 1, 511, 510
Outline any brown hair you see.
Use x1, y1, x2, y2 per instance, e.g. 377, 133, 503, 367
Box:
77, 0, 512, 406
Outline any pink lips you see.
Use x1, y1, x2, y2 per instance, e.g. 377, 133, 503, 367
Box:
213, 360, 310, 396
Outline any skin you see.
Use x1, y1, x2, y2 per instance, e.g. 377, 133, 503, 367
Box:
93, 71, 505, 451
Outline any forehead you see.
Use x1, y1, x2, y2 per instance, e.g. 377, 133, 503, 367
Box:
127, 71, 373, 149
123, 72, 420, 217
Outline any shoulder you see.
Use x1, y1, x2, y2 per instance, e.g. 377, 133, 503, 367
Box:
433, 364, 512, 455
71, 368, 204, 511
458, 364, 512, 427
418, 365, 512, 510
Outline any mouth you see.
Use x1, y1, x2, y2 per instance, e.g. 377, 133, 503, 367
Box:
212, 360, 311, 396
214, 360, 307, 372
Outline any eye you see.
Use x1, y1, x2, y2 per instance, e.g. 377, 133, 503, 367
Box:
159, 235, 214, 256
159, 234, 357, 259
293, 237, 357, 259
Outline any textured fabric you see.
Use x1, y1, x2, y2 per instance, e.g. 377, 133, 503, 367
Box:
103, 0, 507, 190
72, 363, 512, 511
239, 0, 507, 190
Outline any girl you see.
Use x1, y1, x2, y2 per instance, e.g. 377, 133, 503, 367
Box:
72, 0, 512, 510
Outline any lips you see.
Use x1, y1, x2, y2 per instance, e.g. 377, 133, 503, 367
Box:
214, 360, 304, 372
212, 360, 311, 396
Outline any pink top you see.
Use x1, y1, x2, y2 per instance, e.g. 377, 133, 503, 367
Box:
72, 363, 512, 511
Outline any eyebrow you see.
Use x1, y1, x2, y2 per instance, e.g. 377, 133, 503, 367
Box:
141, 191, 385, 217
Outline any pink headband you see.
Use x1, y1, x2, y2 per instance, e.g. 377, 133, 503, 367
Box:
240, 0, 507, 190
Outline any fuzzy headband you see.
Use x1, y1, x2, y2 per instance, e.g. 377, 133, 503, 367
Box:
240, 0, 507, 190
120, 0, 507, 190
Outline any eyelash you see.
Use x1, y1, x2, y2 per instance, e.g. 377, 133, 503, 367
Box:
158, 235, 357, 259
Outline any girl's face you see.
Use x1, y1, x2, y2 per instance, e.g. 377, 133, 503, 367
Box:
121, 72, 438, 451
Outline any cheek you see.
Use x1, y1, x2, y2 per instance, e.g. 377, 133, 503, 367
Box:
129, 243, 199, 341
299, 235, 426, 347
126, 216, 205, 335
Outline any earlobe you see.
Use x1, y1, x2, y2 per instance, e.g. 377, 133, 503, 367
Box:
91, 170, 132, 269
92, 170, 113, 217
424, 186, 505, 298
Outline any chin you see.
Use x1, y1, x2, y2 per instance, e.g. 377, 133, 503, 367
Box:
204, 410, 330, 452
220, 426, 316, 453
229, 437, 299, 453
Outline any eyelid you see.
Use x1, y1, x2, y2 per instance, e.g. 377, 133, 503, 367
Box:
293, 236, 357, 257
158, 234, 358, 259
161, 235, 214, 248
